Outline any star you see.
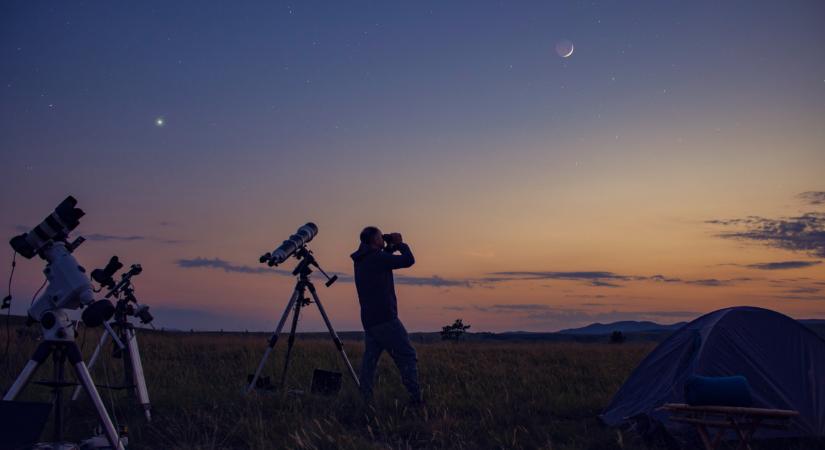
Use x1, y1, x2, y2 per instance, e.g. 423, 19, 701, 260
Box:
155, 117, 165, 127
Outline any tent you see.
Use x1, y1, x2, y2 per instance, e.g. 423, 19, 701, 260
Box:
601, 306, 825, 437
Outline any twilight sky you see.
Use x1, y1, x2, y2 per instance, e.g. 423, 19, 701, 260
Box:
1, 1, 823, 332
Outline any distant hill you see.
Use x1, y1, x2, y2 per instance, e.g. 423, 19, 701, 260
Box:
2, 314, 823, 342
558, 320, 686, 335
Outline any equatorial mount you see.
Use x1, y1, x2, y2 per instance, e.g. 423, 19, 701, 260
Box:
290, 246, 338, 287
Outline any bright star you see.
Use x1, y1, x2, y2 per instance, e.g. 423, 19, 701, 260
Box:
155, 117, 165, 127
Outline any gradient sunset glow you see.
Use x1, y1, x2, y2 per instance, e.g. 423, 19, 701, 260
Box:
2, 1, 823, 332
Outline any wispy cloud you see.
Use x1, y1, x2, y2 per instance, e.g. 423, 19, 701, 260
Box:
491, 271, 636, 281
798, 191, 825, 206
708, 212, 825, 257
9, 226, 186, 245
176, 257, 290, 276
487, 271, 747, 288
784, 287, 821, 294
684, 278, 730, 287
85, 233, 146, 242
395, 275, 472, 288
591, 280, 622, 288
774, 294, 825, 301
86, 233, 188, 245
176, 257, 472, 288
744, 260, 821, 270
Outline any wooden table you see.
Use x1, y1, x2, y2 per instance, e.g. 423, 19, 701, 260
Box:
658, 403, 799, 450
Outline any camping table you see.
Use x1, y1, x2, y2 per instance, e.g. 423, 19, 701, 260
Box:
659, 403, 799, 450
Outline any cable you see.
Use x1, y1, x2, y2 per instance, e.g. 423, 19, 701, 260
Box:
30, 279, 46, 306
2, 252, 16, 371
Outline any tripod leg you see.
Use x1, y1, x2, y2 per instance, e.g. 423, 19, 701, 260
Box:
71, 330, 110, 401
52, 347, 67, 443
307, 284, 361, 387
246, 289, 301, 394
125, 327, 151, 421
279, 295, 303, 389
2, 342, 50, 400
66, 343, 124, 450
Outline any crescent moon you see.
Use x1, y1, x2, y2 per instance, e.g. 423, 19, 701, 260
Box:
562, 43, 574, 58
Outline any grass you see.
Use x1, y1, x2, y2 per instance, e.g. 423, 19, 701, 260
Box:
1, 323, 823, 449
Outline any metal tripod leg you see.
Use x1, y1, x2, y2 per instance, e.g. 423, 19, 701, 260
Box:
71, 330, 110, 401
71, 356, 125, 450
279, 292, 304, 388
2, 342, 124, 450
246, 288, 301, 394
307, 284, 360, 387
125, 327, 151, 421
2, 342, 51, 400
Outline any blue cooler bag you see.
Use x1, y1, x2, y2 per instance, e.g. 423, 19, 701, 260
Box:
684, 375, 753, 407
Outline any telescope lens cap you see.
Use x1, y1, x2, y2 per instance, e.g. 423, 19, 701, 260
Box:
82, 300, 116, 327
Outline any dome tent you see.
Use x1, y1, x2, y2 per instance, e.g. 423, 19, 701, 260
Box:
601, 306, 825, 438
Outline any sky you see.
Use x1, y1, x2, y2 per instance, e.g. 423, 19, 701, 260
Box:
1, 1, 824, 332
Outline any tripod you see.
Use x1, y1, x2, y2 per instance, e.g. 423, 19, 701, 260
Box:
71, 295, 151, 421
246, 248, 360, 394
3, 309, 125, 450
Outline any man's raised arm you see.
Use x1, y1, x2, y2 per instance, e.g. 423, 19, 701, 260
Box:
380, 242, 414, 269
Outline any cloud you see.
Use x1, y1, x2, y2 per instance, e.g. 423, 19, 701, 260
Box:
85, 233, 187, 245
177, 257, 472, 288
774, 294, 825, 301
798, 191, 825, 206
176, 257, 290, 276
85, 233, 146, 242
784, 287, 821, 294
488, 304, 553, 311
591, 280, 622, 288
491, 271, 635, 281
683, 278, 727, 287
708, 212, 825, 257
648, 274, 682, 283
745, 261, 821, 270
395, 275, 472, 288
487, 270, 748, 288
8, 226, 185, 245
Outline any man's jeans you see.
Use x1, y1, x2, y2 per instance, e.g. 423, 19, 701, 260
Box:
360, 318, 421, 402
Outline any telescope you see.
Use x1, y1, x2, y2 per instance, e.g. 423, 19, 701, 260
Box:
78, 255, 153, 421
4, 196, 126, 450
6, 197, 114, 327
259, 222, 318, 266
10, 196, 84, 259
247, 222, 357, 394
92, 257, 152, 324
91, 255, 124, 289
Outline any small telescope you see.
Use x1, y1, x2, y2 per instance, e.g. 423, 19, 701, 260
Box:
91, 255, 124, 289
259, 223, 318, 266
91, 256, 152, 324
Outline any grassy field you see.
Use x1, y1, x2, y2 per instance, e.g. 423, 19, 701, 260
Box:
1, 323, 822, 449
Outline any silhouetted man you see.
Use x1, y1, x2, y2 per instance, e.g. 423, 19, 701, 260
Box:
351, 226, 422, 405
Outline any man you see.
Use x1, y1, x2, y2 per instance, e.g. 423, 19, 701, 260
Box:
351, 226, 422, 405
